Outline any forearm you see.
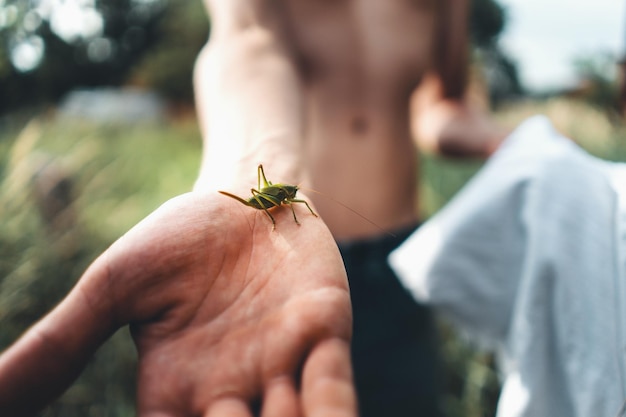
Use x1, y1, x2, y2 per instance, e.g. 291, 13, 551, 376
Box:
435, 0, 471, 99
193, 25, 306, 192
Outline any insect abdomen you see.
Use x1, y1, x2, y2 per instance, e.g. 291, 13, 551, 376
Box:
247, 195, 273, 209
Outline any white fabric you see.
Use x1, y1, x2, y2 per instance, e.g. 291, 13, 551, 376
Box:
389, 116, 626, 417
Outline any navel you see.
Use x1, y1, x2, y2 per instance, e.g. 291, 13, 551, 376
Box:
350, 115, 369, 136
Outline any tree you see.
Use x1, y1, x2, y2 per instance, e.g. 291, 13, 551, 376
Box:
0, 0, 519, 114
470, 0, 524, 103
0, 0, 208, 115
470, 0, 506, 48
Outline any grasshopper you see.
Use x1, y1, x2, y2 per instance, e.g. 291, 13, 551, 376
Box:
219, 164, 318, 229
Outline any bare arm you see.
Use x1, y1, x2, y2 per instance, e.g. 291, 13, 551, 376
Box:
434, 0, 471, 99
194, 0, 306, 192
0, 194, 356, 417
0, 2, 355, 416
410, 0, 509, 158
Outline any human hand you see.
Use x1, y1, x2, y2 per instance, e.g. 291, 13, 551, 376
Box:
0, 192, 355, 417
410, 75, 508, 158
413, 100, 507, 158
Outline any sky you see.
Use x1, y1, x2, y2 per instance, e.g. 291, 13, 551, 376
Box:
497, 0, 626, 92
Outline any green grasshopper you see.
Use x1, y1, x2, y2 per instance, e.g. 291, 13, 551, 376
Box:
219, 164, 318, 229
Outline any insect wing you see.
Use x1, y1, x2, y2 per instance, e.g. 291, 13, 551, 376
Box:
258, 164, 272, 188
250, 189, 282, 209
259, 184, 291, 201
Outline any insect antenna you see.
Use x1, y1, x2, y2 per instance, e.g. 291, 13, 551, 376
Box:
298, 186, 396, 238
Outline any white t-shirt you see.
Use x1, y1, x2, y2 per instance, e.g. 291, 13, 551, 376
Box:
389, 116, 626, 417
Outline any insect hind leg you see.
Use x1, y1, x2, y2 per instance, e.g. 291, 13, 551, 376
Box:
257, 164, 272, 189
250, 188, 278, 228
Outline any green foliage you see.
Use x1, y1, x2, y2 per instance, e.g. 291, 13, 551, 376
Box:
571, 53, 621, 116
438, 324, 500, 417
469, 0, 506, 48
0, 114, 201, 417
495, 97, 626, 160
129, 0, 210, 101
0, 0, 202, 114
467, 0, 524, 104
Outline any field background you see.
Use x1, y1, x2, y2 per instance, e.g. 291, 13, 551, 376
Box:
1, 99, 625, 417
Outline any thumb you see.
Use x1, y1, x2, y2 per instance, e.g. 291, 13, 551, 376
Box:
0, 254, 121, 416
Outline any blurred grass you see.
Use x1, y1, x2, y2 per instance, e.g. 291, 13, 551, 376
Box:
495, 98, 626, 159
1, 98, 625, 416
0, 113, 201, 417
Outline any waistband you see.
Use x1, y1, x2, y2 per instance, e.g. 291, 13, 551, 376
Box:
336, 222, 421, 259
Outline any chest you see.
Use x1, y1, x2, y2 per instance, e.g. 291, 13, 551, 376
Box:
281, 0, 437, 81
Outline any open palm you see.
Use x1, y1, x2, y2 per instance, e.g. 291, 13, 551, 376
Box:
0, 192, 355, 417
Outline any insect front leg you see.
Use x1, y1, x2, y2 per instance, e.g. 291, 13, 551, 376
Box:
285, 202, 301, 225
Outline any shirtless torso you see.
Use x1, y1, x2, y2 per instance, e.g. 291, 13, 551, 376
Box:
204, 0, 449, 241
283, 0, 437, 240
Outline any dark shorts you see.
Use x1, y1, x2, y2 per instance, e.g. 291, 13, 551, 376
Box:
338, 224, 442, 417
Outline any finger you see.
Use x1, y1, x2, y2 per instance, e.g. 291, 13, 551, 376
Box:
261, 376, 300, 417
301, 338, 357, 417
140, 412, 177, 417
204, 397, 253, 417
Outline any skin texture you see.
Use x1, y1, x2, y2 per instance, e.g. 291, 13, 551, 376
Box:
0, 194, 356, 417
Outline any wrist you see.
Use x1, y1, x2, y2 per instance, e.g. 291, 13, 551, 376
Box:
194, 141, 304, 194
